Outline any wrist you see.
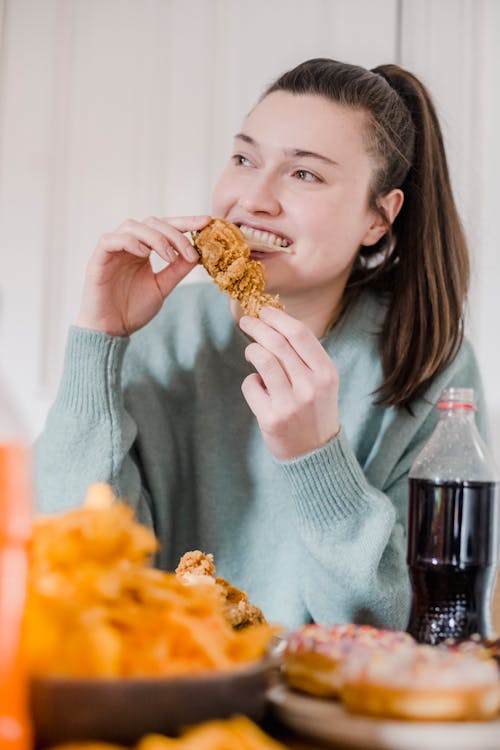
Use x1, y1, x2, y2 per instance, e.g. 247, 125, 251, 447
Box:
75, 313, 127, 337
264, 424, 342, 461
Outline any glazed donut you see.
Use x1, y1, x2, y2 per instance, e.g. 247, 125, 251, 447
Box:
341, 644, 500, 721
283, 624, 415, 698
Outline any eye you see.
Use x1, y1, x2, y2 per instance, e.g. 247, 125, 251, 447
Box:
292, 168, 321, 183
232, 154, 253, 167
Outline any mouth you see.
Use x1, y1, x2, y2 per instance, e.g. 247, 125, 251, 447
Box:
237, 223, 293, 254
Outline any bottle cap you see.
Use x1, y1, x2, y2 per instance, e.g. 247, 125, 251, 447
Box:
437, 387, 476, 411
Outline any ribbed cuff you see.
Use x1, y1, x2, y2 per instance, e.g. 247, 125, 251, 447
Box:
277, 429, 372, 530
56, 326, 129, 419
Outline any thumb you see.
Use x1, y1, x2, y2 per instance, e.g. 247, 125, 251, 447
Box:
154, 256, 199, 299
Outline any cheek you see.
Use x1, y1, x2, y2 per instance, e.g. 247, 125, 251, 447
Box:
299, 197, 370, 257
211, 171, 233, 215
295, 200, 336, 241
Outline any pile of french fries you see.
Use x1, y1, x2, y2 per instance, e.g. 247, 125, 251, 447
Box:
48, 716, 287, 749
24, 484, 276, 678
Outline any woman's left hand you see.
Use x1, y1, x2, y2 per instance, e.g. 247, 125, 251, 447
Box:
239, 306, 340, 460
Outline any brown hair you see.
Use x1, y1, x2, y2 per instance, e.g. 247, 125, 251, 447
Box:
264, 59, 469, 410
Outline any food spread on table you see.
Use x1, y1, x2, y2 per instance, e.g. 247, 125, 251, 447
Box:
16, 482, 500, 748
282, 622, 500, 721
24, 483, 276, 679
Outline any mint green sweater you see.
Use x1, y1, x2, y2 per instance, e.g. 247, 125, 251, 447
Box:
35, 283, 486, 630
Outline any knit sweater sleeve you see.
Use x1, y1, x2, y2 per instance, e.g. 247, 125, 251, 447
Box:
276, 337, 487, 630
35, 327, 154, 526
278, 431, 410, 629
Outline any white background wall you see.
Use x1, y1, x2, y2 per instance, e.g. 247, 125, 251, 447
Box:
0, 0, 499, 464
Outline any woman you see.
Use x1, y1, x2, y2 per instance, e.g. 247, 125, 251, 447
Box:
36, 59, 485, 629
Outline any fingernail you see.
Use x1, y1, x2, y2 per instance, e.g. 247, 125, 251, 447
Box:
187, 245, 199, 262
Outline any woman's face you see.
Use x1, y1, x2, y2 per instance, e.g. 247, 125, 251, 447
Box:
212, 91, 389, 318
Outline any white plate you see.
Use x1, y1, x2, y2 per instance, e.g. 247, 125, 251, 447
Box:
268, 684, 500, 750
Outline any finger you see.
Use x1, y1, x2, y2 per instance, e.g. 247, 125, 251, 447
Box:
258, 306, 333, 370
241, 372, 272, 419
96, 232, 152, 260
159, 215, 212, 231
144, 216, 200, 263
153, 255, 198, 299
114, 219, 182, 263
144, 215, 212, 262
239, 314, 310, 384
244, 342, 292, 395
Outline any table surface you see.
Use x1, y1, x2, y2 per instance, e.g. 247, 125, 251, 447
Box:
265, 712, 348, 749
271, 728, 343, 749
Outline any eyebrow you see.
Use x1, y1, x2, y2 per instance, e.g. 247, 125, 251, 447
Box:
234, 133, 339, 167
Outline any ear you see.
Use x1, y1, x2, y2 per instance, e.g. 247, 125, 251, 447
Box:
361, 189, 404, 247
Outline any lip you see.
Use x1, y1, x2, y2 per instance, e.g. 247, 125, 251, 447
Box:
250, 250, 282, 260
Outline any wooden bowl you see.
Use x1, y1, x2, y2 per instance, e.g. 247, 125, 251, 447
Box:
31, 657, 274, 747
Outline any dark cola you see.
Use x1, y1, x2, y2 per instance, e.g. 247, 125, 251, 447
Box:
407, 478, 498, 644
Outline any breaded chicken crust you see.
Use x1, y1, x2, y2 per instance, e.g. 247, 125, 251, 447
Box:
175, 549, 266, 630
192, 219, 283, 317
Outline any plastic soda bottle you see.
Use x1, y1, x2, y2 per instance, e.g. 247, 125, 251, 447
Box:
0, 370, 32, 749
406, 387, 500, 645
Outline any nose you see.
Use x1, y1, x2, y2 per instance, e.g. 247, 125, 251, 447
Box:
239, 171, 282, 216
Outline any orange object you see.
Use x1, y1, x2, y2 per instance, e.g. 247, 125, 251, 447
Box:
0, 442, 33, 750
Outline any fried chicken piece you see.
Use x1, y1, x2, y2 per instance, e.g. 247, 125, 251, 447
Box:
214, 576, 266, 630
192, 219, 283, 317
175, 549, 216, 580
175, 550, 266, 630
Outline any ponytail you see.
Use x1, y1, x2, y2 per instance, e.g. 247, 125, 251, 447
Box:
370, 65, 469, 408
265, 59, 469, 409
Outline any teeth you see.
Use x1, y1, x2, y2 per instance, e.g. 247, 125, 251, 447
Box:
239, 224, 291, 252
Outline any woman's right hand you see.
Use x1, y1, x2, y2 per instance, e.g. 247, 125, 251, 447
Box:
76, 215, 211, 336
